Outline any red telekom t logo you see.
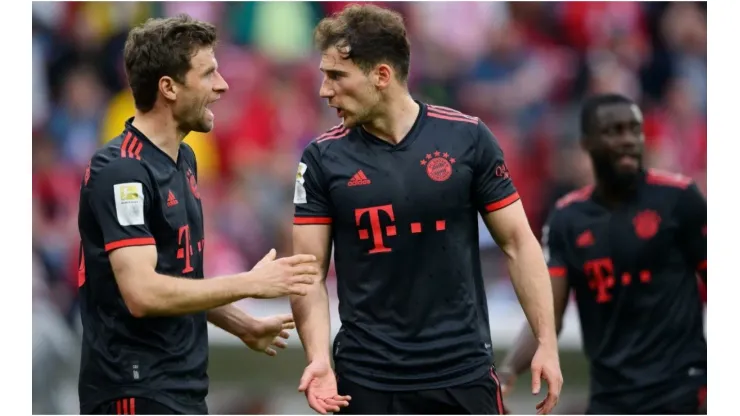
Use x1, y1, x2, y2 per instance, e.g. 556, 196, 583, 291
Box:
583, 258, 615, 303
355, 204, 396, 254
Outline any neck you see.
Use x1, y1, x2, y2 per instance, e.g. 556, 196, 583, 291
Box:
594, 171, 642, 208
131, 107, 188, 162
362, 92, 419, 145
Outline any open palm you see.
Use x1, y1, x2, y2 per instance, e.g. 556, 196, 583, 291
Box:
299, 361, 351, 414
240, 314, 295, 356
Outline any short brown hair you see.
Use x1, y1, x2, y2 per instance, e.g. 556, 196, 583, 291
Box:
314, 4, 410, 82
123, 14, 217, 112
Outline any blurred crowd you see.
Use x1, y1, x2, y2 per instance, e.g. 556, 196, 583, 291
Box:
32, 0, 706, 352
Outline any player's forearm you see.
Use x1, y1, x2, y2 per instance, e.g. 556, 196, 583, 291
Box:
291, 282, 332, 363
207, 304, 258, 337
502, 234, 558, 346
130, 272, 255, 317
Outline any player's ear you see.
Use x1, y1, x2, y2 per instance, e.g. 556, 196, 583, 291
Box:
375, 64, 392, 89
159, 76, 178, 102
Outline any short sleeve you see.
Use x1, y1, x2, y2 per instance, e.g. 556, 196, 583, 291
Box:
541, 209, 568, 279
89, 159, 156, 252
473, 122, 520, 213
294, 143, 333, 225
675, 182, 707, 274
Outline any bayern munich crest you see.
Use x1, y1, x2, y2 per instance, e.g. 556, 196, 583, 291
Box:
420, 151, 455, 182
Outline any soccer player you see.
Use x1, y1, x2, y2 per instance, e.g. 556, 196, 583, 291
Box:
77, 15, 319, 415
497, 93, 708, 414
290, 5, 562, 415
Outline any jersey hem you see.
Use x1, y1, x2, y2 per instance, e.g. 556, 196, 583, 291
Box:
80, 387, 206, 415
336, 358, 491, 392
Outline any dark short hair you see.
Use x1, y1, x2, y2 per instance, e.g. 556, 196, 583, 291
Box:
580, 93, 636, 136
314, 4, 411, 82
123, 14, 217, 112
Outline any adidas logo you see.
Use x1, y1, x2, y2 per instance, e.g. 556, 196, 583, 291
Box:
348, 170, 371, 187
167, 190, 179, 207
576, 230, 594, 247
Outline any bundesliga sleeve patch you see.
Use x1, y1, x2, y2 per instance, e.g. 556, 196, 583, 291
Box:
294, 162, 308, 204
114, 182, 145, 226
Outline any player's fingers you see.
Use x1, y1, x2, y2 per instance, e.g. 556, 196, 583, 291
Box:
320, 398, 341, 413
264, 347, 277, 357
283, 254, 317, 266
279, 329, 291, 338
293, 275, 316, 286
290, 287, 308, 297
323, 397, 349, 409
255, 248, 277, 268
307, 394, 328, 415
272, 313, 294, 324
281, 321, 295, 330
531, 366, 542, 395
538, 393, 557, 415
273, 338, 288, 349
292, 265, 319, 276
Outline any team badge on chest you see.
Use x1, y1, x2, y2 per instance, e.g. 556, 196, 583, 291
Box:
420, 150, 456, 182
633, 209, 661, 240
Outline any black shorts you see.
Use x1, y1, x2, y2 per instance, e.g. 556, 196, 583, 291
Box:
587, 384, 707, 415
336, 365, 505, 414
88, 397, 180, 415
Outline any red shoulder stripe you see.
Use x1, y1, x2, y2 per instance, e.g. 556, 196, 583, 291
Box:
316, 124, 344, 139
555, 185, 594, 209
427, 104, 477, 120
316, 127, 350, 143
427, 110, 479, 125
120, 132, 132, 157
646, 169, 691, 189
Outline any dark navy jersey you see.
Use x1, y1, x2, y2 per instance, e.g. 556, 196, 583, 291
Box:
293, 102, 519, 391
543, 169, 707, 410
77, 118, 208, 414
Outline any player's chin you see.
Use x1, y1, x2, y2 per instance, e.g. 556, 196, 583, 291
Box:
341, 115, 357, 128
193, 118, 214, 133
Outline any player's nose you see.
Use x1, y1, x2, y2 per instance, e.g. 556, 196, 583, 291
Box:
319, 79, 334, 99
214, 71, 229, 93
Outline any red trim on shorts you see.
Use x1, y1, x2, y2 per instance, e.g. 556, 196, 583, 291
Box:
490, 368, 505, 414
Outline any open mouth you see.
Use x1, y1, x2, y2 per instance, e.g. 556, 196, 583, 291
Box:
615, 154, 639, 169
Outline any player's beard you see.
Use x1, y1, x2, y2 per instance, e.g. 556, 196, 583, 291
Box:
591, 152, 643, 190
346, 84, 383, 128
176, 96, 213, 134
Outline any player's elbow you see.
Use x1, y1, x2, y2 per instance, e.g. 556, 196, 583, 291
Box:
117, 275, 162, 318
120, 288, 156, 318
498, 225, 539, 261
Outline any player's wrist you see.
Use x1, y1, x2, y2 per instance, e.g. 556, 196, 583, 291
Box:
238, 270, 266, 298
307, 349, 332, 364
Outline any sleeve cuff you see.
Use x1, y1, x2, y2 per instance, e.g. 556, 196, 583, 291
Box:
483, 192, 520, 213
294, 216, 332, 225
105, 237, 156, 252
549, 266, 567, 278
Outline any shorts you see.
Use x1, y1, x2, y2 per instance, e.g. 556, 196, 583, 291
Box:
89, 397, 179, 415
587, 384, 707, 415
336, 365, 505, 414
